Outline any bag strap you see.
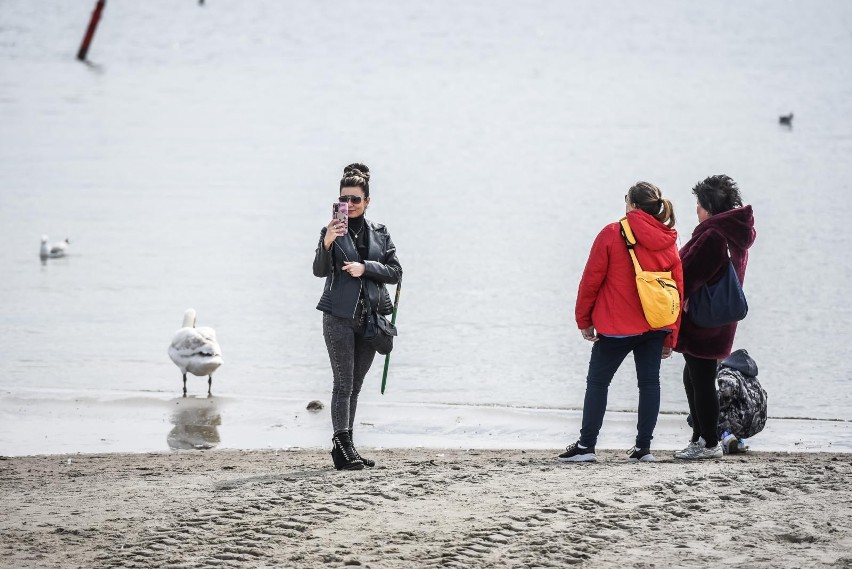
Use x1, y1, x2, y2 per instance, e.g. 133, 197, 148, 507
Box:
619, 218, 643, 276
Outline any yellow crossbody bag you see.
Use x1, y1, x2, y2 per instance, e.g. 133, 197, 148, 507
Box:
619, 218, 680, 329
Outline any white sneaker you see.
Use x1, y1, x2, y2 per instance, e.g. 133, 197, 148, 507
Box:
722, 433, 738, 455
674, 438, 704, 459
697, 442, 724, 459
676, 438, 724, 460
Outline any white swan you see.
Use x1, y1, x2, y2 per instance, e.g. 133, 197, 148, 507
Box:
40, 236, 70, 259
168, 308, 223, 397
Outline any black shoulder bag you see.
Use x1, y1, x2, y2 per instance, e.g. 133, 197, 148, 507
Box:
363, 283, 398, 355
688, 243, 748, 328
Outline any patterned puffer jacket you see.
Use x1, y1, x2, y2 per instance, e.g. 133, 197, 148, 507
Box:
717, 349, 767, 439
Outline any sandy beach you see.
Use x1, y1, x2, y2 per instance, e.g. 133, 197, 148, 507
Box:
1, 449, 850, 568
2, 4, 852, 568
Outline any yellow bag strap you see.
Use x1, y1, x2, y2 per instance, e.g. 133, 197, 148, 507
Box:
619, 218, 643, 276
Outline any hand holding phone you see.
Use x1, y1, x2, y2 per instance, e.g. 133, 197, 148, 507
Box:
333, 202, 349, 233
324, 202, 348, 250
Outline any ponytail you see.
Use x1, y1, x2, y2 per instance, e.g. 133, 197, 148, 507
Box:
627, 182, 676, 228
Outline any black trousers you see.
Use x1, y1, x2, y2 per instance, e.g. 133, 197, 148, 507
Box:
323, 312, 377, 434
682, 353, 720, 446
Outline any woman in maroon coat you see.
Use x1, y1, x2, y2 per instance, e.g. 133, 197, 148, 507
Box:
674, 175, 756, 460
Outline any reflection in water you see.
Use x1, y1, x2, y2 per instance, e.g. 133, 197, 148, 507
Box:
167, 396, 222, 450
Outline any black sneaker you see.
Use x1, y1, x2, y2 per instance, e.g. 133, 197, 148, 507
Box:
558, 441, 596, 462
627, 446, 656, 462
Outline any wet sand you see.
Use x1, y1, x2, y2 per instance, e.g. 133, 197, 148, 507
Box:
1, 449, 851, 568
3, 394, 850, 456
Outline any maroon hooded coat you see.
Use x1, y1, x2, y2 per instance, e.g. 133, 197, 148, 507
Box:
675, 205, 756, 359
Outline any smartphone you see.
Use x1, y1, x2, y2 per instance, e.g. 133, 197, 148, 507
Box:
333, 202, 348, 233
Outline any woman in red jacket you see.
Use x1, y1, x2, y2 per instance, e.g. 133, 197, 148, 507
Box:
560, 182, 683, 463
674, 175, 755, 460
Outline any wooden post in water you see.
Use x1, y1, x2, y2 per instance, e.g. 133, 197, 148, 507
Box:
77, 0, 107, 61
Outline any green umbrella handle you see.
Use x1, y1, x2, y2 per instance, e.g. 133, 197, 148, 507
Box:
380, 278, 402, 394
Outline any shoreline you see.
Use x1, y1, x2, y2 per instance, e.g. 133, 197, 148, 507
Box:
1, 449, 850, 568
2, 393, 850, 457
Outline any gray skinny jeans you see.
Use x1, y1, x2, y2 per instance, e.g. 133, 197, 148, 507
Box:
322, 312, 377, 434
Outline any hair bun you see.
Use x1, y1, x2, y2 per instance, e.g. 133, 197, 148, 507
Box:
343, 163, 370, 181
345, 169, 369, 181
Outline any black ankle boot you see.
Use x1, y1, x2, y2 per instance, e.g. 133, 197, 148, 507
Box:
331, 431, 364, 471
348, 429, 375, 468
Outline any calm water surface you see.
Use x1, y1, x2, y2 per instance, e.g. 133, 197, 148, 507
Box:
1, 1, 850, 430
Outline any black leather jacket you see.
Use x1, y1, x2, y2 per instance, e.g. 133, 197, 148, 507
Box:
313, 219, 402, 319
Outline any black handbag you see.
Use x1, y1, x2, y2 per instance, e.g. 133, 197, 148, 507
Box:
689, 246, 748, 328
362, 288, 397, 355
364, 310, 397, 355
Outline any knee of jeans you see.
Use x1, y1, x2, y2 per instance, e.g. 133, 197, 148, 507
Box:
637, 376, 661, 388
586, 372, 614, 388
332, 385, 353, 398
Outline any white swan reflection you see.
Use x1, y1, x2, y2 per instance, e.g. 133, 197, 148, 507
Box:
167, 396, 222, 450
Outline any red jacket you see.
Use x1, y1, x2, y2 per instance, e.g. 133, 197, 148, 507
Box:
575, 209, 684, 348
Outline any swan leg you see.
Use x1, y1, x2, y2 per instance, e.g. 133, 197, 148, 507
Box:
207, 375, 213, 396
182, 373, 187, 398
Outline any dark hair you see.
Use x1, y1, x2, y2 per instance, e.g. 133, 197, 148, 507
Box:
340, 163, 370, 197
692, 175, 742, 215
627, 181, 676, 228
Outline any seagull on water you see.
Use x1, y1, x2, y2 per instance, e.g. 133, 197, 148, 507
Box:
168, 308, 223, 397
40, 236, 70, 259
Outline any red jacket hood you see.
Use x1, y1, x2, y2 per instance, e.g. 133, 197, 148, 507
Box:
626, 209, 678, 252
691, 205, 756, 250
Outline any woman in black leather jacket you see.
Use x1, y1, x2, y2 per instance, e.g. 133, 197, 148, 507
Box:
312, 164, 402, 470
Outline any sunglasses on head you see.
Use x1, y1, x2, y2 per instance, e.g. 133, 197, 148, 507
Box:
339, 195, 363, 204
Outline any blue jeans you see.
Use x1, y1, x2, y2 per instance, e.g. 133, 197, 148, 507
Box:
578, 331, 667, 449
